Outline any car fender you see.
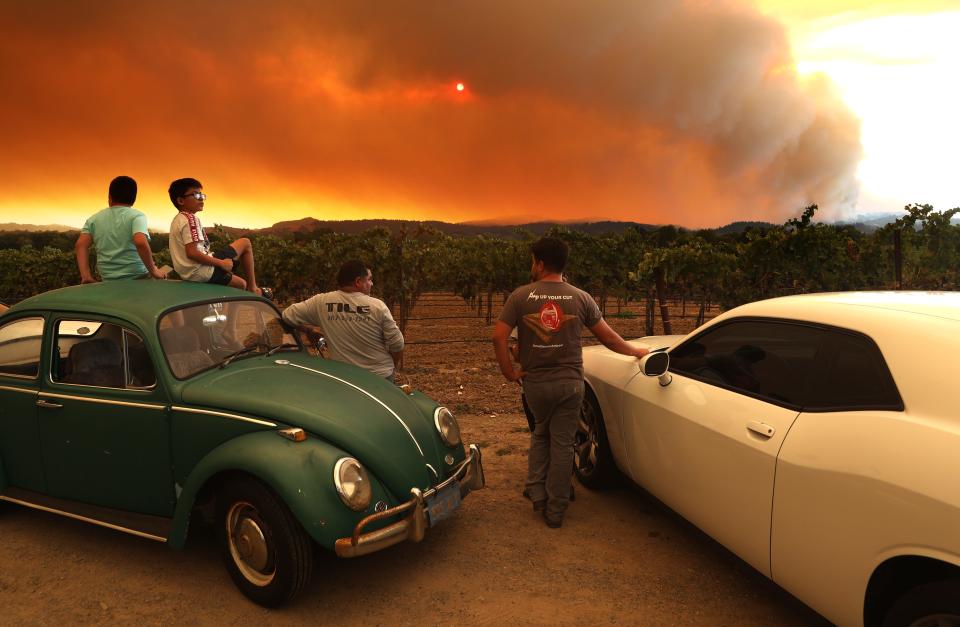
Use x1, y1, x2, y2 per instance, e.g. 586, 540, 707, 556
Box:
168, 430, 385, 550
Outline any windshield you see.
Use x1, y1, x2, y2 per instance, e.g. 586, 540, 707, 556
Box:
159, 300, 300, 379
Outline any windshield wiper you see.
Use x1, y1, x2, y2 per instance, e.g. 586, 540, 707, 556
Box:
266, 342, 300, 356
219, 343, 270, 368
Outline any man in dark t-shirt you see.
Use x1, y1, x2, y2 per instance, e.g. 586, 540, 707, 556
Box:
493, 237, 648, 528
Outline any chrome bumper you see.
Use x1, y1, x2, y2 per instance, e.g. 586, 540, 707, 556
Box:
334, 444, 485, 558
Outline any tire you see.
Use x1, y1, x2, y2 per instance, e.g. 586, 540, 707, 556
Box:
216, 477, 314, 608
882, 579, 960, 627
573, 389, 620, 489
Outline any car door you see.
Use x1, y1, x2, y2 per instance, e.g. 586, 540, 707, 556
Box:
620, 318, 823, 576
38, 316, 174, 517
770, 326, 912, 624
0, 314, 47, 493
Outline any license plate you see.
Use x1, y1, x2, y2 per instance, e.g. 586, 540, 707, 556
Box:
425, 481, 461, 527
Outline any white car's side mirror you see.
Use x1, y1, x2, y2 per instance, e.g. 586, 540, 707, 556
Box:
639, 351, 672, 386
640, 351, 669, 376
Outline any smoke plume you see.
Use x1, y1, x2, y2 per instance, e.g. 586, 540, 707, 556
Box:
0, 0, 861, 227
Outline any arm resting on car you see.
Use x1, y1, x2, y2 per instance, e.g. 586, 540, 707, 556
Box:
589, 319, 649, 359
75, 233, 96, 284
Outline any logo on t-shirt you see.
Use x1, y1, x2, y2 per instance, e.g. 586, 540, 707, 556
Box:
539, 302, 561, 331
179, 211, 210, 254
521, 301, 577, 343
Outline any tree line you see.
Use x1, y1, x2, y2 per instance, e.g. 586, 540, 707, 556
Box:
2, 204, 958, 333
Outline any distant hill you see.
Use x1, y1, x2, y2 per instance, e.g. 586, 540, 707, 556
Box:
834, 211, 960, 234
0, 222, 77, 232
222, 217, 673, 238
223, 217, 789, 238
4, 214, 930, 238
711, 221, 777, 235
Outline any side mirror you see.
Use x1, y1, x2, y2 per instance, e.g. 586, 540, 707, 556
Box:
640, 351, 669, 377
640, 351, 672, 387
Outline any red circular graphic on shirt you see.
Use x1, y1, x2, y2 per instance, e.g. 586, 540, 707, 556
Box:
539, 302, 561, 331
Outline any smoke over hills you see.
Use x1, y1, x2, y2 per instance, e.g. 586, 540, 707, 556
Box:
0, 1, 861, 227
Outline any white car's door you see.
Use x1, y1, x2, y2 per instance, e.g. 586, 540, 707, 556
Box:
620, 319, 822, 576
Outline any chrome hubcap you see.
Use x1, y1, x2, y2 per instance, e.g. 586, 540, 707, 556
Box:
226, 501, 275, 587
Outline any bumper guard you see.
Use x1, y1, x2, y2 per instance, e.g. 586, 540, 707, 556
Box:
334, 444, 485, 558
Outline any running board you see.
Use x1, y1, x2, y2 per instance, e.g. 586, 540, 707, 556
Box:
0, 487, 172, 542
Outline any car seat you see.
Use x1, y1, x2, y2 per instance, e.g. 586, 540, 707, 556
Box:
62, 338, 125, 387
160, 327, 215, 378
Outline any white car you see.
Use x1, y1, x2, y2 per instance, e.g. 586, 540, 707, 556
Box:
578, 292, 960, 627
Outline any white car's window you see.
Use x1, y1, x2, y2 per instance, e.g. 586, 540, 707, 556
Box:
670, 319, 822, 407
802, 329, 902, 411
159, 300, 298, 379
0, 316, 44, 379
53, 320, 155, 389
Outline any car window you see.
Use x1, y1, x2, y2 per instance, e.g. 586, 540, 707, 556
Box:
802, 329, 903, 411
0, 316, 44, 378
159, 299, 298, 379
124, 329, 156, 388
670, 319, 823, 407
52, 319, 154, 389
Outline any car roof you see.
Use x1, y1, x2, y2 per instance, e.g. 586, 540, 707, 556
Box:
5, 281, 262, 330
730, 291, 960, 323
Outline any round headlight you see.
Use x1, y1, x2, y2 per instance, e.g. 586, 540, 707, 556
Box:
434, 406, 462, 448
333, 457, 372, 512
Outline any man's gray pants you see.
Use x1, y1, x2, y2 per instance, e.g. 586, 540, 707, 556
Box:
522, 378, 584, 521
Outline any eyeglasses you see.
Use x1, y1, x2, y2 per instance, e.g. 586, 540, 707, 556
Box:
180, 191, 206, 201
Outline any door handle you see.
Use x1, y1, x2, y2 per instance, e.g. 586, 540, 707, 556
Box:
747, 420, 775, 438
36, 399, 63, 409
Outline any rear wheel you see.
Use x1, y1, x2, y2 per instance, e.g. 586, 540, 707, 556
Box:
216, 477, 314, 607
882, 580, 960, 627
573, 390, 619, 489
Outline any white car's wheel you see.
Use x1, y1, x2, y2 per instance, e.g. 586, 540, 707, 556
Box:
573, 390, 619, 489
882, 580, 960, 627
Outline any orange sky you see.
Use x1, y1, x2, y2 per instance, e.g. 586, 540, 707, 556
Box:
0, 1, 952, 230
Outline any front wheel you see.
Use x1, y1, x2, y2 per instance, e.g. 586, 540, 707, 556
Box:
573, 390, 620, 489
882, 580, 960, 627
216, 477, 314, 607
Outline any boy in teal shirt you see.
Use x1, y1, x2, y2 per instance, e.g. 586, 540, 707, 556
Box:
76, 176, 167, 282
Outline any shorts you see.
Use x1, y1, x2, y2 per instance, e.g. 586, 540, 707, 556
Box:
208, 246, 238, 286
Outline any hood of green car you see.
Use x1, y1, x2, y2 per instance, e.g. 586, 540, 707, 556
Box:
178, 352, 453, 498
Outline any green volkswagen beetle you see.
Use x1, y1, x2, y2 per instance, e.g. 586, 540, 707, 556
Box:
0, 281, 484, 606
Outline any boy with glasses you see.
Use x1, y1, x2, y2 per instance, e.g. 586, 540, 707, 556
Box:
167, 177, 264, 295
76, 175, 167, 283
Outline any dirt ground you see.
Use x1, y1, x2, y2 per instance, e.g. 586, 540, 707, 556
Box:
0, 296, 830, 625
